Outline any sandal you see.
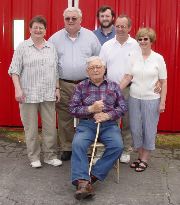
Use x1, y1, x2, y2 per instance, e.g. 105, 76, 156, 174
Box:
130, 158, 141, 168
135, 160, 148, 172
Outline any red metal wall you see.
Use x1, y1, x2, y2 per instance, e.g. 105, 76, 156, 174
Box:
0, 0, 180, 132
0, 0, 68, 126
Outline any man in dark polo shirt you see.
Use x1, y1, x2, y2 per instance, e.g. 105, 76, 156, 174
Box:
93, 5, 115, 45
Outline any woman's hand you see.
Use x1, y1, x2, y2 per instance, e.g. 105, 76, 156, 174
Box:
158, 79, 167, 113
119, 74, 133, 90
12, 74, 25, 103
55, 88, 61, 103
154, 80, 161, 94
159, 102, 165, 113
15, 88, 25, 103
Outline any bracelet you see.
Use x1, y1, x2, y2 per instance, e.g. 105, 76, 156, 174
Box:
56, 87, 60, 90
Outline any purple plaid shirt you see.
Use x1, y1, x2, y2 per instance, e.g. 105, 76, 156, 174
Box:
69, 78, 127, 120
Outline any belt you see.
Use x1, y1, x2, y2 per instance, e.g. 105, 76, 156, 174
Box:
81, 118, 92, 120
62, 79, 83, 84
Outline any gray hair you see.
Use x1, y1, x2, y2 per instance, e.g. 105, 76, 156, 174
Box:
86, 56, 106, 66
63, 7, 82, 18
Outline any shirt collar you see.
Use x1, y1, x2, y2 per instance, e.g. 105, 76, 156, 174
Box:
126, 35, 134, 43
64, 27, 82, 39
87, 77, 108, 86
27, 37, 51, 48
99, 25, 115, 35
114, 34, 134, 45
110, 36, 118, 45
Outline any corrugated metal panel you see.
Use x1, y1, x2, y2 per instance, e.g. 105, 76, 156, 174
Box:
0, 0, 67, 126
0, 0, 179, 132
79, 0, 180, 132
0, 0, 15, 125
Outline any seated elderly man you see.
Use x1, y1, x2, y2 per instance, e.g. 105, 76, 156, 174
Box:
69, 56, 127, 200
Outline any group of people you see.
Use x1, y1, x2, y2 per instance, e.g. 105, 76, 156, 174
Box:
8, 5, 167, 200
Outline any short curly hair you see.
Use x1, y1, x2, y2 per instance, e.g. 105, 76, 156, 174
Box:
29, 15, 47, 29
136, 27, 156, 43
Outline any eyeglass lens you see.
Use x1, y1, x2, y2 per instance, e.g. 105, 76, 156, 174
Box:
65, 17, 78, 22
32, 27, 45, 30
88, 65, 102, 70
116, 25, 127, 29
138, 37, 149, 41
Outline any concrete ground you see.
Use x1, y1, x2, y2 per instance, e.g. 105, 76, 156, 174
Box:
0, 136, 180, 205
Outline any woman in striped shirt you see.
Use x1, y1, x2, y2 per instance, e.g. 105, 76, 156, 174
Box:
8, 16, 62, 168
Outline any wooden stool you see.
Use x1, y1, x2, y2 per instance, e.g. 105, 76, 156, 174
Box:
74, 119, 120, 183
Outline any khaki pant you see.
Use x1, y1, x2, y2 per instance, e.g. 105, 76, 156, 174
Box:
19, 101, 57, 162
56, 80, 76, 151
121, 86, 133, 152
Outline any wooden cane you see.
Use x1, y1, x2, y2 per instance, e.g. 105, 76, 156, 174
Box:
89, 122, 100, 175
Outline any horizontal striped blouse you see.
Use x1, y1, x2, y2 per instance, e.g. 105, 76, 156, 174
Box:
8, 38, 59, 103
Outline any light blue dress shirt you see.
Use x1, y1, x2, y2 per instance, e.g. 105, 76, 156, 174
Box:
49, 27, 101, 81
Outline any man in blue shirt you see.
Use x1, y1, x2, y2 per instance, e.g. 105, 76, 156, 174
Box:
93, 6, 115, 45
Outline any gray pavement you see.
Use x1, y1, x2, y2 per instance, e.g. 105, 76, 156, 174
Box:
0, 136, 180, 205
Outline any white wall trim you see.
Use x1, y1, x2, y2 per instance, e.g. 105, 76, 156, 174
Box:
68, 0, 72, 7
74, 0, 79, 8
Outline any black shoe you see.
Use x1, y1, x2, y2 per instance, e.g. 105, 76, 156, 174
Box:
61, 151, 72, 161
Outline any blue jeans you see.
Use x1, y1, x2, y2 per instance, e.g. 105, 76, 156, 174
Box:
71, 119, 124, 185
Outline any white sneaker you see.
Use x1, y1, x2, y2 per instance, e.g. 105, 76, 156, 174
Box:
120, 153, 130, 163
44, 158, 62, 166
31, 160, 42, 168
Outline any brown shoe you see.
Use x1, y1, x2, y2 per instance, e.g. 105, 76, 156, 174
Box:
74, 180, 95, 200
90, 174, 99, 184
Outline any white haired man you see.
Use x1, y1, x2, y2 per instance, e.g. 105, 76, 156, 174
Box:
69, 56, 127, 200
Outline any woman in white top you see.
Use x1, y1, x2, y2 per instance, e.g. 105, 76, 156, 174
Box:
120, 27, 167, 172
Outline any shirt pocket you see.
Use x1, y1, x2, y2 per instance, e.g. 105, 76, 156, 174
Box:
105, 90, 116, 105
82, 94, 96, 106
80, 46, 92, 58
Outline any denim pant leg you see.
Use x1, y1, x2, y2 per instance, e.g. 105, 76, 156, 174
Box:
91, 122, 124, 181
71, 120, 96, 185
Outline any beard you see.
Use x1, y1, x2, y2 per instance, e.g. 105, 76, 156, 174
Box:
100, 20, 114, 29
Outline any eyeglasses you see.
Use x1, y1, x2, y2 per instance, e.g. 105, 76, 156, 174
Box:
138, 37, 149, 42
115, 25, 127, 29
88, 65, 103, 71
65, 17, 78, 22
32, 26, 45, 31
